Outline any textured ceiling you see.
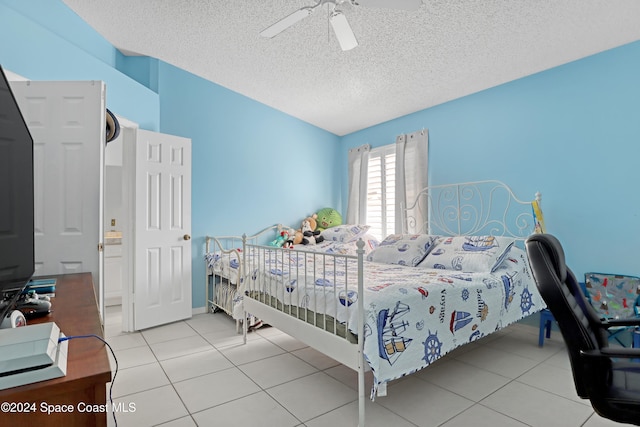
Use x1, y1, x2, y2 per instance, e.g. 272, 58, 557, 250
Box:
62, 0, 640, 136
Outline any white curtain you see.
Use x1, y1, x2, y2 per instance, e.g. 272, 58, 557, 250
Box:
346, 144, 370, 224
395, 129, 429, 233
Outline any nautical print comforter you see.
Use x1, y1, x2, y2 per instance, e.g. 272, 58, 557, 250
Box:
244, 245, 545, 387
204, 237, 378, 319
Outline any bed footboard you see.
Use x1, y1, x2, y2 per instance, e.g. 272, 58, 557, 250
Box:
205, 235, 244, 317
205, 224, 285, 320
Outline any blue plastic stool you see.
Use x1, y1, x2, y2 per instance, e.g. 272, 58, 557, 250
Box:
539, 308, 554, 347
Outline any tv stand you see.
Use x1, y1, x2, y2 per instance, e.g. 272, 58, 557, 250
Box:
0, 273, 111, 427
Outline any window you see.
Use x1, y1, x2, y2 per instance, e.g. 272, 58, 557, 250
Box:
366, 144, 395, 240
347, 131, 428, 240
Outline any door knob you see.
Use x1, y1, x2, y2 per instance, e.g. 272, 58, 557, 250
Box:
183, 234, 191, 241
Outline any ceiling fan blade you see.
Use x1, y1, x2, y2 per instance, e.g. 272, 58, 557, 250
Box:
351, 0, 422, 11
330, 11, 358, 51
260, 7, 314, 38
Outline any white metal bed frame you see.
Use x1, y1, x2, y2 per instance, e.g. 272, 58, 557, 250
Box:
402, 180, 542, 237
239, 180, 542, 427
205, 224, 284, 331
242, 242, 367, 422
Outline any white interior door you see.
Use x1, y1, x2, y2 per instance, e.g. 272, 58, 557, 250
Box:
133, 129, 192, 330
11, 80, 105, 319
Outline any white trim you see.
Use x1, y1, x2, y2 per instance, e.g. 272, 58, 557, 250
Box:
4, 69, 28, 81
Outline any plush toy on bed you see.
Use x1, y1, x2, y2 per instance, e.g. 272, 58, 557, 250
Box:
301, 214, 325, 245
268, 230, 290, 247
315, 207, 343, 231
283, 229, 303, 248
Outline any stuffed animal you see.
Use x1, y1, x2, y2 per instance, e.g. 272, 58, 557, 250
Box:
268, 230, 290, 247
284, 229, 304, 248
316, 208, 343, 231
301, 214, 325, 245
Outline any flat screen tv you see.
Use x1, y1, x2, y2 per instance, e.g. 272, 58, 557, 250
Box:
0, 65, 35, 325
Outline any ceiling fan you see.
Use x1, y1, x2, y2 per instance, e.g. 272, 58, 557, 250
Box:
260, 0, 423, 51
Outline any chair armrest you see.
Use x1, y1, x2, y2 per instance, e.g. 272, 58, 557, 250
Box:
601, 317, 640, 328
581, 347, 640, 360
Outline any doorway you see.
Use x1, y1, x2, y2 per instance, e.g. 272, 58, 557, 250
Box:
104, 117, 137, 332
104, 119, 193, 332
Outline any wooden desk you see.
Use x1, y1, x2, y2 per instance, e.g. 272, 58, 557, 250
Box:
0, 273, 112, 427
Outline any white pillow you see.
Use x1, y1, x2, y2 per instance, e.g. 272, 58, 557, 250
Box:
366, 234, 438, 267
321, 224, 370, 243
418, 235, 516, 272
359, 233, 380, 254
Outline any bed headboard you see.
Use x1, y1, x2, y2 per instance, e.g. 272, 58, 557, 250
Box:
402, 180, 542, 239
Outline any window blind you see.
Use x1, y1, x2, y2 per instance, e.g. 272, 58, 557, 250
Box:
366, 145, 395, 240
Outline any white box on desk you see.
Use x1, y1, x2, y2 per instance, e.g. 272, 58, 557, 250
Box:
0, 322, 68, 390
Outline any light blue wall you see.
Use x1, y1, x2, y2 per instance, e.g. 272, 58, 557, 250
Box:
0, 0, 160, 130
0, 0, 340, 309
156, 62, 340, 306
341, 40, 640, 280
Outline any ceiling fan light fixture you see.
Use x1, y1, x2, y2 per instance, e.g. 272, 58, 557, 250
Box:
330, 11, 358, 51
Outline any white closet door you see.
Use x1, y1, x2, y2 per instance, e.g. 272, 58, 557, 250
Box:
12, 81, 105, 317
133, 129, 192, 330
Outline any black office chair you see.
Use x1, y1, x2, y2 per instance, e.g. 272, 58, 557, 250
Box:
525, 234, 640, 425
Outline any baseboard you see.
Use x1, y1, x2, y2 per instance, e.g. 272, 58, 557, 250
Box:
192, 306, 207, 315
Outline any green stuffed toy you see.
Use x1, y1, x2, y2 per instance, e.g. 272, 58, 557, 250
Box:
316, 208, 342, 231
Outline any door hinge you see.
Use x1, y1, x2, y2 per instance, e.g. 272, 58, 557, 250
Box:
98, 243, 104, 252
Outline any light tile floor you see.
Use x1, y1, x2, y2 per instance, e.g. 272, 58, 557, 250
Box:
103, 307, 627, 427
